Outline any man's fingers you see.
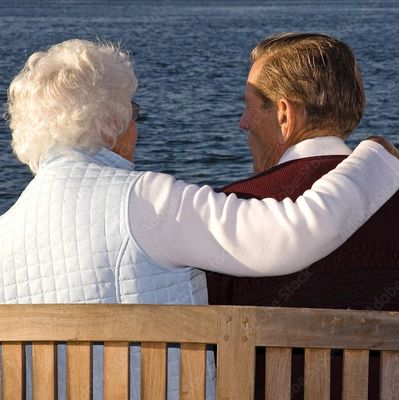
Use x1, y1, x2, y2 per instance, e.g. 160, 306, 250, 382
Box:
366, 136, 399, 159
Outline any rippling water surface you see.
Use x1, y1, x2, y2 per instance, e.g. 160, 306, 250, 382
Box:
1, 0, 398, 214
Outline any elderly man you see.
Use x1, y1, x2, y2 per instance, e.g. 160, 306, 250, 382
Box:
206, 32, 399, 399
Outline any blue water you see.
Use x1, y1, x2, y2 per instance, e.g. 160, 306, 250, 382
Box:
1, 0, 398, 214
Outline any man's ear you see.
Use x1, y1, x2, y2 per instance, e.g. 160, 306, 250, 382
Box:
277, 98, 295, 144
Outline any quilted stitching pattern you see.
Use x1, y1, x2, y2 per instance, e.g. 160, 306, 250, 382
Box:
0, 164, 128, 303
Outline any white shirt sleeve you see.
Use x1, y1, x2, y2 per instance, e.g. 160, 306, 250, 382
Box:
128, 140, 399, 277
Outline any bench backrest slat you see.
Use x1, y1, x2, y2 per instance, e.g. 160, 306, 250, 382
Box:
104, 341, 130, 400
141, 342, 167, 400
342, 349, 369, 400
32, 342, 56, 400
380, 351, 399, 400
180, 343, 206, 400
304, 348, 330, 400
1, 342, 24, 400
265, 347, 291, 400
66, 341, 92, 400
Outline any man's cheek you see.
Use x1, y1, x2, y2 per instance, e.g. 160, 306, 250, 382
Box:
247, 132, 258, 154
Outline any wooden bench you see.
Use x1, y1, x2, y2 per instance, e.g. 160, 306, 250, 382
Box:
0, 304, 398, 399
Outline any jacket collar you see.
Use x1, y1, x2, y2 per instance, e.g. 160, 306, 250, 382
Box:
40, 146, 135, 171
277, 136, 352, 165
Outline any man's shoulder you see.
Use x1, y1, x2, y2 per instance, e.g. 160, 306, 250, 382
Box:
219, 154, 348, 201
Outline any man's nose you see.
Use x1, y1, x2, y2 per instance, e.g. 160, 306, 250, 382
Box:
240, 112, 249, 130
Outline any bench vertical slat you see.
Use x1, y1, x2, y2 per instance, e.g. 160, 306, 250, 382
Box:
180, 343, 206, 400
342, 349, 369, 400
217, 307, 256, 400
104, 342, 129, 400
141, 342, 167, 400
304, 348, 330, 400
32, 342, 56, 400
67, 342, 92, 400
265, 347, 291, 400
380, 351, 399, 400
1, 342, 25, 400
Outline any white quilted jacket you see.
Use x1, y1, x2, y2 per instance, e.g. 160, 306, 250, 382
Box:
0, 147, 215, 399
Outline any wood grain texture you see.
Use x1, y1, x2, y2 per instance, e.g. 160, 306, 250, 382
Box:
32, 342, 57, 400
67, 341, 92, 400
217, 306, 256, 400
1, 305, 399, 350
265, 347, 291, 400
304, 348, 330, 400
1, 342, 24, 400
141, 342, 167, 400
104, 342, 130, 400
342, 350, 369, 400
380, 351, 399, 400
180, 343, 206, 400
0, 304, 218, 343
254, 307, 399, 350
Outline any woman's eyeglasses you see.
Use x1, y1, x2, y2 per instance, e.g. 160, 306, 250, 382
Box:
131, 101, 140, 121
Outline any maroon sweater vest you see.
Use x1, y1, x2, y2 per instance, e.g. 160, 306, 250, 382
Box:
206, 155, 399, 400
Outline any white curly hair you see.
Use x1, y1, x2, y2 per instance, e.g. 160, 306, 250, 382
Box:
6, 39, 137, 173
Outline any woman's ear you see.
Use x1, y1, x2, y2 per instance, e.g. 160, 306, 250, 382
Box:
277, 98, 295, 144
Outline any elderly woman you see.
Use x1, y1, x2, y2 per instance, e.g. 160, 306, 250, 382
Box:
1, 39, 398, 399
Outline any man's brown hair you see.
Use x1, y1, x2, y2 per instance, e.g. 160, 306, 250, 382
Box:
251, 32, 366, 137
